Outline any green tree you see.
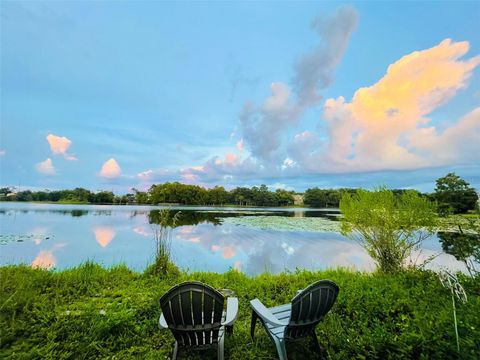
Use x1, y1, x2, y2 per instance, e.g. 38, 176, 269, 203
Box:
340, 188, 437, 273
434, 173, 478, 215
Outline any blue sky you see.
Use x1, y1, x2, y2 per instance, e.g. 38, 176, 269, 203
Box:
1, 1, 479, 193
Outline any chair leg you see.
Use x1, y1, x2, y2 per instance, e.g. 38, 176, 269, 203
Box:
310, 332, 321, 354
274, 339, 288, 360
172, 341, 179, 360
250, 310, 259, 339
218, 333, 225, 360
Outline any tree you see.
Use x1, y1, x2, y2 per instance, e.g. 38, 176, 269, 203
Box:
340, 187, 437, 273
434, 173, 478, 215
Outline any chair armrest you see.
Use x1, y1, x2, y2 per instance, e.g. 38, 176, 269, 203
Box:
250, 299, 288, 327
159, 313, 168, 329
222, 297, 239, 326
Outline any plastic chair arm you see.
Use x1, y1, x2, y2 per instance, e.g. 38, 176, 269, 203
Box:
250, 299, 288, 327
222, 297, 239, 326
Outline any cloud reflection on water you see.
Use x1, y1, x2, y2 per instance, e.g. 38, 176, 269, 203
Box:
93, 226, 116, 248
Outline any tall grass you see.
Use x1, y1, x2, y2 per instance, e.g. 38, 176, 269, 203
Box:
1, 265, 479, 359
149, 209, 181, 275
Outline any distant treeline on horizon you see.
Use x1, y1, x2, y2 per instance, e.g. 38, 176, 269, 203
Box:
0, 182, 427, 208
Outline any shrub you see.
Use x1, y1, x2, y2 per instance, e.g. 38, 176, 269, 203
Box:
340, 188, 437, 273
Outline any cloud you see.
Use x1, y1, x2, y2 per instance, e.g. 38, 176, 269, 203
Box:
35, 158, 56, 176
46, 134, 77, 160
137, 168, 174, 183
0, 149, 6, 156
236, 138, 244, 152
240, 6, 358, 162
293, 6, 359, 106
289, 39, 480, 173
99, 158, 121, 179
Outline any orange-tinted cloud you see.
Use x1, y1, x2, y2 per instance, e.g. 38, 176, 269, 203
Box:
35, 158, 56, 176
99, 158, 121, 179
32, 250, 56, 269
93, 226, 116, 247
224, 153, 239, 166
46, 134, 77, 160
291, 39, 480, 172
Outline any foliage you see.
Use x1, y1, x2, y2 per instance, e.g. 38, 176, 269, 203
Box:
303, 188, 425, 209
1, 265, 479, 359
340, 188, 437, 273
433, 173, 479, 215
0, 187, 116, 204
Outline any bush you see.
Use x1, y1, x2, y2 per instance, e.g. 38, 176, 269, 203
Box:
340, 188, 437, 273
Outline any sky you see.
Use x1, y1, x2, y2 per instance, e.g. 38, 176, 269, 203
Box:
1, 1, 479, 193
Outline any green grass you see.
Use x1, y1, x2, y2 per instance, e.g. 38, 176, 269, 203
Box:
1, 264, 479, 359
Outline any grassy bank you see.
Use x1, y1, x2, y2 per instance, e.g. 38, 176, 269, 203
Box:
1, 264, 479, 359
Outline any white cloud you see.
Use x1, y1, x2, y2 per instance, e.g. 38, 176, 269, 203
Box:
0, 149, 6, 157
35, 158, 55, 176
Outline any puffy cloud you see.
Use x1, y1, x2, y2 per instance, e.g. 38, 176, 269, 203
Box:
290, 39, 480, 173
0, 149, 6, 156
99, 158, 121, 179
35, 158, 55, 176
46, 134, 77, 160
240, 7, 358, 163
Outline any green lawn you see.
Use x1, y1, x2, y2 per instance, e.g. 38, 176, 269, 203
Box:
1, 264, 479, 359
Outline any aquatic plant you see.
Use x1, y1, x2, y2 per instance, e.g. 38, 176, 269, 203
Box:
149, 209, 181, 275
222, 216, 341, 232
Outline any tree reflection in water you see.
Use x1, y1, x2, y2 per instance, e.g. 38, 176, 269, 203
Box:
438, 231, 480, 276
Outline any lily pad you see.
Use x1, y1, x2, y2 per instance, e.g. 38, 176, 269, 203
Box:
221, 216, 341, 233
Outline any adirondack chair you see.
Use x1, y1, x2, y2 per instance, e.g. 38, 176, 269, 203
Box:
250, 280, 339, 360
159, 281, 239, 360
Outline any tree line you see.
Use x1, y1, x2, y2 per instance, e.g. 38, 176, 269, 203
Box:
0, 173, 478, 213
0, 183, 297, 207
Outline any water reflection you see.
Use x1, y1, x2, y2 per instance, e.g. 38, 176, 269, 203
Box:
0, 203, 470, 274
32, 250, 56, 269
438, 231, 480, 275
93, 226, 116, 248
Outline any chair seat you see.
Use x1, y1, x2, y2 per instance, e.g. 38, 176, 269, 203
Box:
250, 279, 339, 360
264, 304, 291, 339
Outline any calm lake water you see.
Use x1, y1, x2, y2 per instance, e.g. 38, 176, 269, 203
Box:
0, 202, 468, 275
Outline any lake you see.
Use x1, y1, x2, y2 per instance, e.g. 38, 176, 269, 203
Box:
0, 202, 468, 275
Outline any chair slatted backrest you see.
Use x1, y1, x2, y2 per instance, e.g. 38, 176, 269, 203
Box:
285, 280, 339, 340
160, 281, 225, 347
